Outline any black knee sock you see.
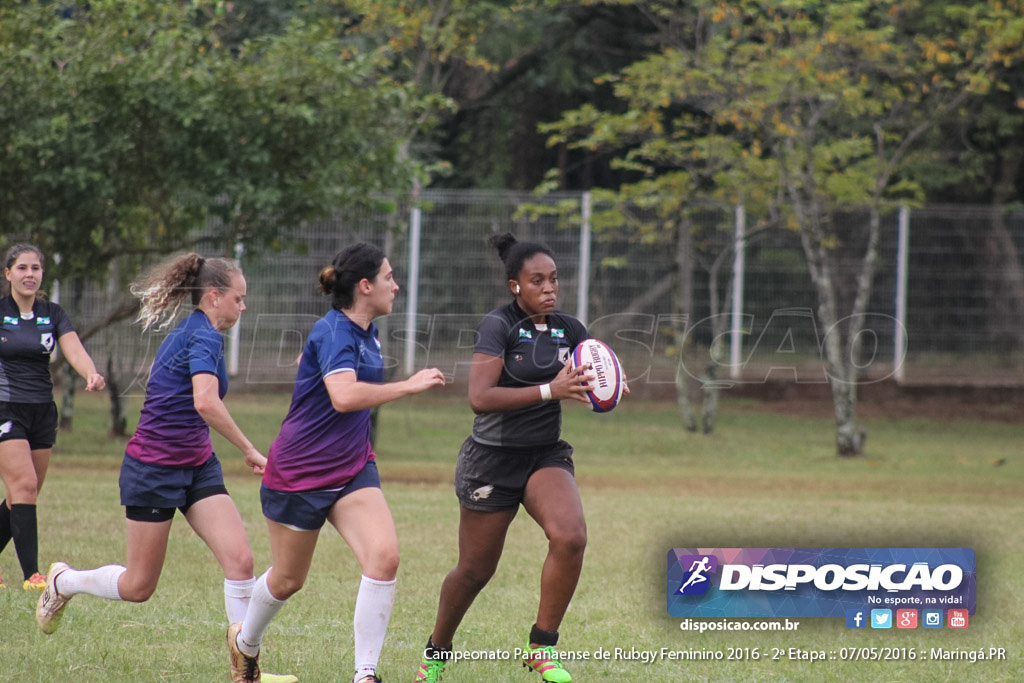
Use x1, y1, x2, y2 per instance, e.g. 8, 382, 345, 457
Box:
9, 503, 39, 580
425, 636, 452, 661
530, 624, 559, 647
0, 499, 11, 555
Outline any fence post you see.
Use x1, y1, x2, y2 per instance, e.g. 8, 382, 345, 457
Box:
227, 241, 243, 376
577, 191, 592, 327
405, 206, 422, 376
730, 204, 746, 380
894, 205, 910, 384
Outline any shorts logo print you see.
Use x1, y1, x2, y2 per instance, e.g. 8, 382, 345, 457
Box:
471, 485, 494, 501
0, 421, 12, 435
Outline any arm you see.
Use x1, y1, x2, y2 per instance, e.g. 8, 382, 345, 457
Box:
323, 367, 446, 413
467, 352, 593, 414
57, 331, 106, 391
192, 373, 266, 475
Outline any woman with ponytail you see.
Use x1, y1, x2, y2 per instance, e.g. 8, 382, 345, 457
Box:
228, 243, 446, 683
35, 252, 296, 683
416, 233, 611, 683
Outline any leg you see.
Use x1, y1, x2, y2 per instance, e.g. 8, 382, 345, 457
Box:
327, 488, 400, 681
236, 519, 319, 656
521, 468, 587, 638
117, 518, 174, 601
0, 440, 48, 581
38, 516, 172, 634
184, 493, 255, 581
430, 506, 517, 647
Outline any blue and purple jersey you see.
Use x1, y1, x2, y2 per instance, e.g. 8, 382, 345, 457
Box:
263, 309, 385, 492
125, 310, 227, 467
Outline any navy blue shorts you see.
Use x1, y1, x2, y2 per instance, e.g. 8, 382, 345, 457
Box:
119, 453, 229, 522
261, 460, 381, 531
0, 402, 58, 450
454, 437, 575, 511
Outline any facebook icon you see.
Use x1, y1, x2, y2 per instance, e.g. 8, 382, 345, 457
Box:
845, 609, 867, 629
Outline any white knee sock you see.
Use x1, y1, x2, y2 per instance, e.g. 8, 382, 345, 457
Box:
353, 575, 396, 679
237, 571, 287, 657
224, 576, 256, 624
55, 565, 126, 600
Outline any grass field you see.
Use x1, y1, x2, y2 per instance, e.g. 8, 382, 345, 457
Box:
1, 390, 1021, 682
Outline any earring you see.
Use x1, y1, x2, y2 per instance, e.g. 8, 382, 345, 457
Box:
514, 285, 520, 294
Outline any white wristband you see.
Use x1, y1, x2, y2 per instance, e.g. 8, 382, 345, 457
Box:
539, 383, 552, 401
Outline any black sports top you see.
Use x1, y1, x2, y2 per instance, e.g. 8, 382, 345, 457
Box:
0, 295, 74, 403
471, 301, 587, 448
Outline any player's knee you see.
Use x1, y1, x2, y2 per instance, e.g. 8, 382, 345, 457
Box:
456, 562, 497, 593
269, 571, 306, 599
367, 547, 400, 581
120, 582, 157, 603
550, 521, 587, 558
225, 548, 255, 578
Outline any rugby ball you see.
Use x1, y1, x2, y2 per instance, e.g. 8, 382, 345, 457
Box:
570, 338, 624, 413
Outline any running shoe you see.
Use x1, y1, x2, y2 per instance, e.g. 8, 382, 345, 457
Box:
414, 657, 446, 682
23, 572, 46, 591
36, 562, 71, 634
522, 645, 572, 683
353, 674, 382, 683
262, 675, 299, 683
228, 622, 261, 683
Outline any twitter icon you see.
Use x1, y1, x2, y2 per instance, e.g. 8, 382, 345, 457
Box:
870, 609, 892, 629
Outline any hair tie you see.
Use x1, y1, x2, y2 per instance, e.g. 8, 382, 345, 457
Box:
197, 257, 206, 268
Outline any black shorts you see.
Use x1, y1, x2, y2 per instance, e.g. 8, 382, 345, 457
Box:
454, 437, 575, 511
0, 401, 59, 450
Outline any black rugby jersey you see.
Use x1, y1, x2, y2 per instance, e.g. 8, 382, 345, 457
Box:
0, 295, 74, 403
471, 301, 587, 448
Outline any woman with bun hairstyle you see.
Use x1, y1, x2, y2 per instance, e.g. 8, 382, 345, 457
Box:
35, 252, 296, 683
228, 243, 446, 683
0, 243, 105, 591
416, 233, 612, 683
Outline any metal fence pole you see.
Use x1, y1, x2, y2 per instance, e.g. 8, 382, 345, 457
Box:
894, 205, 910, 384
405, 206, 422, 376
577, 191, 592, 327
730, 204, 746, 380
228, 242, 243, 376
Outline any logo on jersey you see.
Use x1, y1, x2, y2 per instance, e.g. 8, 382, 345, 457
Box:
518, 328, 533, 340
37, 316, 51, 326
2, 316, 18, 326
550, 328, 565, 339
40, 332, 54, 352
558, 347, 570, 364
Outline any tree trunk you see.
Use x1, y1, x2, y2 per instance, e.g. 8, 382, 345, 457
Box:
796, 204, 877, 457
673, 219, 697, 432
981, 148, 1024, 355
106, 356, 128, 438
59, 363, 76, 432
58, 277, 85, 432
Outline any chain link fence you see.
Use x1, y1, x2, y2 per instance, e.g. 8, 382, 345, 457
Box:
66, 191, 1024, 396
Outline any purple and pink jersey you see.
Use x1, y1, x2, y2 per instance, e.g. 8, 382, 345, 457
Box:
263, 310, 385, 492
125, 310, 227, 468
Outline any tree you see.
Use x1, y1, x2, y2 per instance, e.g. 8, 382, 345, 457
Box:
0, 0, 439, 427
542, 0, 1024, 455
